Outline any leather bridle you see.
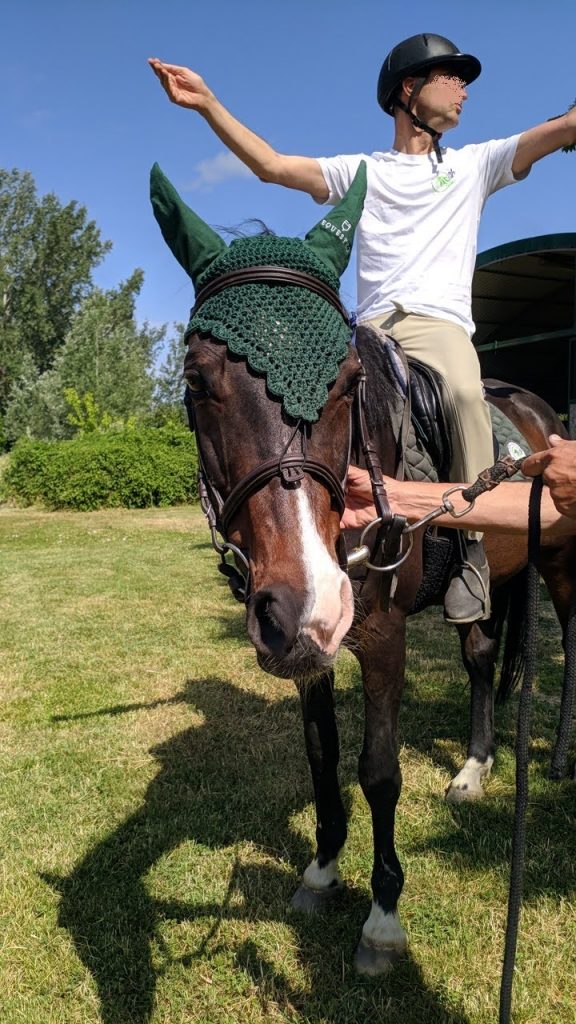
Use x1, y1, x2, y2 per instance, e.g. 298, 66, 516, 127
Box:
187, 266, 354, 601
186, 265, 406, 605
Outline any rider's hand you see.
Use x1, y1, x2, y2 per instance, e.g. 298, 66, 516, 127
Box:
522, 434, 576, 519
148, 58, 213, 112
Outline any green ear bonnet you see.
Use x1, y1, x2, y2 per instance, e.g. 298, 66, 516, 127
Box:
150, 162, 367, 422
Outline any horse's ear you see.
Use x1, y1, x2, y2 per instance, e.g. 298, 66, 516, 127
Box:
304, 160, 367, 278
150, 163, 227, 283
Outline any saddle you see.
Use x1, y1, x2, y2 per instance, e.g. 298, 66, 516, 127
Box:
360, 330, 531, 613
377, 333, 526, 485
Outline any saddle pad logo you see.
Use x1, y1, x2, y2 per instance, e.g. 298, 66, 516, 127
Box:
506, 441, 527, 460
432, 168, 456, 193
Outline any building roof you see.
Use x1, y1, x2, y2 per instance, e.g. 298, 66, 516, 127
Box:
472, 233, 576, 349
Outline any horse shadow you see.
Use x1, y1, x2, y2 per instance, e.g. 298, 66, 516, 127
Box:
43, 674, 474, 1024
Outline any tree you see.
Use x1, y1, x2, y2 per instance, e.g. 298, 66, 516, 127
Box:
4, 273, 164, 443
153, 323, 188, 422
0, 168, 111, 409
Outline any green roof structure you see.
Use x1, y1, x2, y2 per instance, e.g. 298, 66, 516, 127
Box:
472, 234, 576, 433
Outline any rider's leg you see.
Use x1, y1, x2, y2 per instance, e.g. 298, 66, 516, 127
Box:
361, 312, 493, 622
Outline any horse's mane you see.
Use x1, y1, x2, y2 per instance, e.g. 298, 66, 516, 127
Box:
214, 220, 276, 239
354, 324, 399, 437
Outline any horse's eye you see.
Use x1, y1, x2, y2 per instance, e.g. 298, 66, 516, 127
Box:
185, 369, 209, 395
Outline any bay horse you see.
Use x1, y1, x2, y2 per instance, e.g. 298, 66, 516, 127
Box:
151, 162, 576, 976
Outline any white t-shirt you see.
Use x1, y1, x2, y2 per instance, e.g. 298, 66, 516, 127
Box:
317, 136, 523, 336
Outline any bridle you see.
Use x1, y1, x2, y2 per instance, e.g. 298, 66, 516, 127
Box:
187, 266, 358, 602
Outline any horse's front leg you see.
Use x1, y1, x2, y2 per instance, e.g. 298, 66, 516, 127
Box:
354, 608, 408, 976
292, 670, 347, 913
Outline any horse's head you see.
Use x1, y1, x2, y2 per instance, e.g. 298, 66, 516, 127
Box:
151, 162, 367, 679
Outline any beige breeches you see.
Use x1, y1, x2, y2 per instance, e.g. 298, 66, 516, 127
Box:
361, 311, 494, 484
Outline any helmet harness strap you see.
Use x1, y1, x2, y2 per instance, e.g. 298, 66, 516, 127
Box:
394, 74, 444, 163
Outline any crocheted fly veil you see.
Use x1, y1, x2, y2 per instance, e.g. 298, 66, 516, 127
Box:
150, 162, 367, 421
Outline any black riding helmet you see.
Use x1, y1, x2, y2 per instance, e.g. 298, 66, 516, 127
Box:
377, 33, 481, 116
377, 34, 481, 163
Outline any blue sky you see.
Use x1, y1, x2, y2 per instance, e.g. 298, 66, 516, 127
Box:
3, 1, 575, 339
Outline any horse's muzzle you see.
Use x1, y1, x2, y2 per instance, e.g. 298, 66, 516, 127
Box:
246, 583, 336, 679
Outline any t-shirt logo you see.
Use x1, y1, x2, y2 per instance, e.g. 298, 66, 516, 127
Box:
432, 168, 456, 193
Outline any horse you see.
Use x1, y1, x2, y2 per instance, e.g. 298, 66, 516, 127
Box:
151, 162, 576, 976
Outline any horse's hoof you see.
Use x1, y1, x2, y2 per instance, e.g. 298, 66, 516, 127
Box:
354, 939, 404, 977
290, 882, 342, 914
445, 780, 484, 803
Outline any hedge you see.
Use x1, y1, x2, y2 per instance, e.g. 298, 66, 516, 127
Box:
3, 424, 199, 511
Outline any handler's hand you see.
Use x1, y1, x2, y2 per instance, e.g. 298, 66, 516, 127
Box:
341, 465, 379, 529
148, 58, 213, 112
522, 434, 576, 519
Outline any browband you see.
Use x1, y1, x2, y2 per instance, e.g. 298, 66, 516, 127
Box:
191, 265, 350, 324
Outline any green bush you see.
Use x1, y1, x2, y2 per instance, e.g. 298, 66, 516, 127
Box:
3, 423, 198, 510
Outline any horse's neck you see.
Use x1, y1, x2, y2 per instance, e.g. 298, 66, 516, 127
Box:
355, 327, 403, 477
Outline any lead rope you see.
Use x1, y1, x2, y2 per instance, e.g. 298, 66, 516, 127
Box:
499, 475, 542, 1024
549, 585, 576, 779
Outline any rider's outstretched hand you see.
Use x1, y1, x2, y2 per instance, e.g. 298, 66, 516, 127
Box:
148, 58, 213, 112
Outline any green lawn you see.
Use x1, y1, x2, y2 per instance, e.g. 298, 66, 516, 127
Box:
1, 505, 574, 1024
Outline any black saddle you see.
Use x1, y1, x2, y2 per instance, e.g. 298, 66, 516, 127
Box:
375, 333, 453, 478
408, 356, 453, 480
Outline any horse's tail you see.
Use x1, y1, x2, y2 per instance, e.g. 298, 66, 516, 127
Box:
495, 566, 529, 704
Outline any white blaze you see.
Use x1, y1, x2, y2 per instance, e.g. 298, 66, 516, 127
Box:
296, 489, 354, 655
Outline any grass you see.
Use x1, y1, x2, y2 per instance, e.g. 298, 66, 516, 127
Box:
0, 504, 574, 1024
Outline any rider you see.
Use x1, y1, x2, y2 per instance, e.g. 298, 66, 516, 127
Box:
149, 34, 576, 623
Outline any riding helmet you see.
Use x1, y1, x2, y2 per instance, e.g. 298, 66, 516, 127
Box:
377, 33, 482, 115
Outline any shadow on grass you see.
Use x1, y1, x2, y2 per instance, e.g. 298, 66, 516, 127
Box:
44, 675, 472, 1024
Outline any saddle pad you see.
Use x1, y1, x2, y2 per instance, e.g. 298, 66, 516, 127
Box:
405, 403, 531, 483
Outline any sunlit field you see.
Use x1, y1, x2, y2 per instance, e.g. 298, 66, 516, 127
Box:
1, 505, 574, 1024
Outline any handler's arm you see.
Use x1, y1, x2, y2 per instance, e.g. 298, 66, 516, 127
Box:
342, 465, 576, 536
148, 59, 329, 201
522, 435, 576, 518
512, 106, 576, 177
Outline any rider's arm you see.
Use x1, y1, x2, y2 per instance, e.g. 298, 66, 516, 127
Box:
148, 59, 329, 201
512, 106, 576, 177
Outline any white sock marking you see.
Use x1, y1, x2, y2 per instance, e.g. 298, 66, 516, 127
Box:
451, 755, 493, 793
361, 904, 407, 952
303, 857, 341, 891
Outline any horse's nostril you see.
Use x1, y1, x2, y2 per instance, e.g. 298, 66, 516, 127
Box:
258, 598, 292, 657
247, 585, 301, 659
